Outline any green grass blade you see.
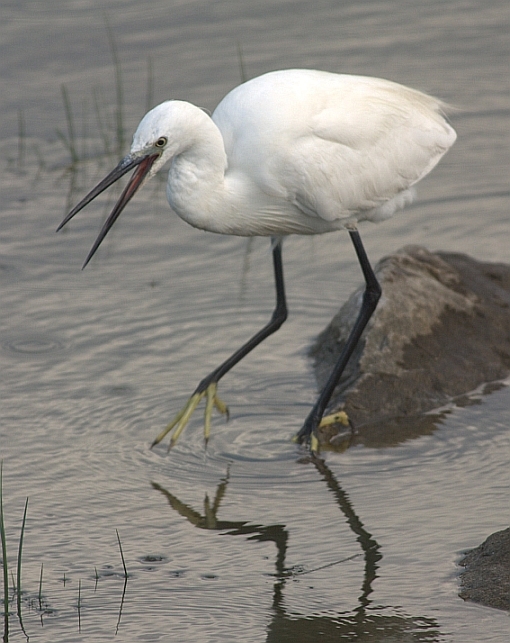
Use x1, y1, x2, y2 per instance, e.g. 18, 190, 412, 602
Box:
236, 41, 247, 83
77, 579, 82, 632
17, 108, 26, 168
146, 55, 154, 114
115, 530, 128, 579
60, 84, 79, 165
1, 463, 10, 635
38, 563, 43, 611
104, 16, 124, 156
16, 498, 28, 618
93, 86, 112, 157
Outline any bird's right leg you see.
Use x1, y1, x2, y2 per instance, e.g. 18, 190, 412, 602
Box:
151, 238, 288, 450
295, 229, 382, 451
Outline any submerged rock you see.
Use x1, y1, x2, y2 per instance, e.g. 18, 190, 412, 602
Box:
312, 246, 510, 446
458, 528, 510, 611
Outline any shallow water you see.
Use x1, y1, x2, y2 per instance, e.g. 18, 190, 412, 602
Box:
1, 0, 510, 641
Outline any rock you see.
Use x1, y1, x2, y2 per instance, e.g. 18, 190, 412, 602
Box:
312, 246, 510, 446
458, 528, 510, 611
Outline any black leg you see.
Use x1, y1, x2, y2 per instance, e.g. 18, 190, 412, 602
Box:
296, 229, 381, 446
152, 237, 288, 448
195, 237, 288, 393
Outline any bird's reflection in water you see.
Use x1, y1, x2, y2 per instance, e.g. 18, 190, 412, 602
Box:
151, 457, 442, 642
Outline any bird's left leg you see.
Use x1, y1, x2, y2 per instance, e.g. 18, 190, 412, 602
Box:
151, 238, 288, 450
295, 229, 381, 451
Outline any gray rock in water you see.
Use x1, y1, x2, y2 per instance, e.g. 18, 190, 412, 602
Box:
458, 528, 510, 611
312, 246, 510, 446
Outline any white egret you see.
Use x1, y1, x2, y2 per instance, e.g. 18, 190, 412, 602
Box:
58, 69, 456, 451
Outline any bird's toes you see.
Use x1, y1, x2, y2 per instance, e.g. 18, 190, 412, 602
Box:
318, 410, 350, 428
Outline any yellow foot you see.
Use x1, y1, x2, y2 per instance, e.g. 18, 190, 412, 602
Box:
292, 410, 350, 451
318, 411, 350, 428
292, 430, 321, 453
150, 383, 229, 450
310, 433, 320, 453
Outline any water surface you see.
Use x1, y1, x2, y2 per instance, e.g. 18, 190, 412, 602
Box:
1, 1, 510, 641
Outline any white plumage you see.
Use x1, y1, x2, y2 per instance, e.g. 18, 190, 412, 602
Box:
59, 68, 456, 450
130, 69, 455, 236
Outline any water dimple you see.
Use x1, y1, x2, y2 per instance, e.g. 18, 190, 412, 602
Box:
3, 335, 64, 355
140, 554, 168, 563
102, 384, 136, 396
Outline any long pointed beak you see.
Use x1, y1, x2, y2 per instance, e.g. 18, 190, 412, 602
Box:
57, 153, 159, 269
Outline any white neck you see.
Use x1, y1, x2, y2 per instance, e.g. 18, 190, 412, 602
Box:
158, 102, 308, 237
165, 109, 235, 234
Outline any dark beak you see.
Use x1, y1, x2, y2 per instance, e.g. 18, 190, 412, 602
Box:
57, 153, 159, 269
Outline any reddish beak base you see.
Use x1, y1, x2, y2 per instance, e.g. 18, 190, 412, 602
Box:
57, 153, 159, 268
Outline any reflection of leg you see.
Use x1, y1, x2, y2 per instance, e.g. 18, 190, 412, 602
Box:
151, 238, 288, 449
311, 455, 382, 610
296, 230, 381, 449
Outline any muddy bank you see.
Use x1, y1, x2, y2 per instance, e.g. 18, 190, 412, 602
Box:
312, 246, 510, 446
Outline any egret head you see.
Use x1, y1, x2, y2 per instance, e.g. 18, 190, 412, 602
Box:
56, 100, 191, 268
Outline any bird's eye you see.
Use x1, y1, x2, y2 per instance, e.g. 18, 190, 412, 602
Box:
155, 136, 168, 148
